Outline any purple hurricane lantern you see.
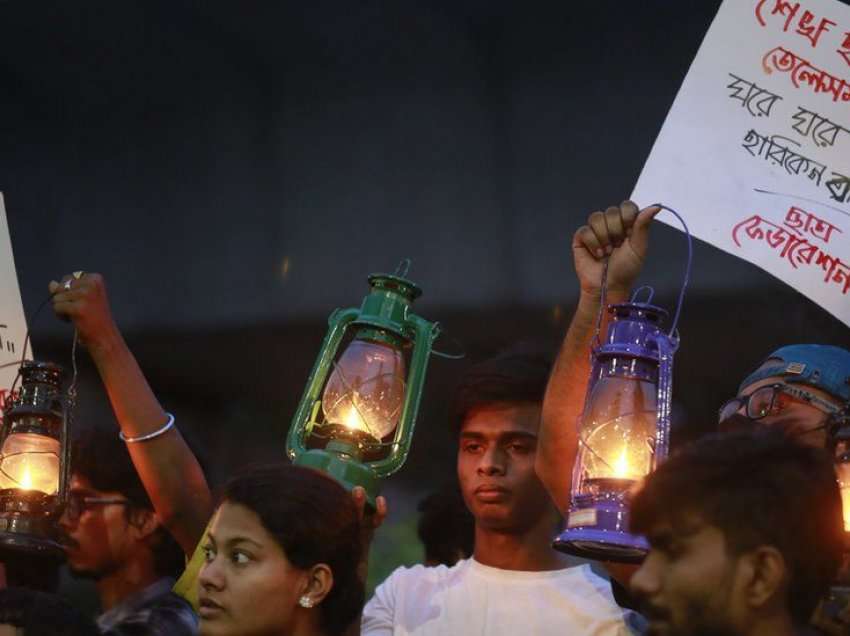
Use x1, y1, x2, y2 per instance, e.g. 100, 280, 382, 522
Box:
554, 204, 691, 563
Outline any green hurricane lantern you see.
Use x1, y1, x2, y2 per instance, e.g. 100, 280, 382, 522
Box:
286, 267, 440, 506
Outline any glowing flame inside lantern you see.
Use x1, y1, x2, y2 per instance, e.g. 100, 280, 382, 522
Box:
0, 433, 61, 495
20, 467, 32, 490
614, 447, 630, 479
342, 405, 367, 432
322, 339, 406, 440
580, 419, 654, 484
576, 375, 657, 489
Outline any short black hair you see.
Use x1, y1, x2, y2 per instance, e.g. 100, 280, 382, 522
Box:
452, 344, 552, 430
417, 484, 474, 566
223, 464, 364, 636
72, 426, 185, 578
631, 428, 843, 625
0, 587, 100, 635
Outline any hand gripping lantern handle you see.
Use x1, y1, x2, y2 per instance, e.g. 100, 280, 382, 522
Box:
592, 203, 693, 352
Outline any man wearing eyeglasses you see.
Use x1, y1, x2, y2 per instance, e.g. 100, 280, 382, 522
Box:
718, 345, 849, 444
723, 346, 850, 635
59, 427, 198, 635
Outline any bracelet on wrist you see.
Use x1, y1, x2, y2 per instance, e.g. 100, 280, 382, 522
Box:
119, 413, 176, 443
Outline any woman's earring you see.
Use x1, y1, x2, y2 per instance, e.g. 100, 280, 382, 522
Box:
299, 595, 314, 609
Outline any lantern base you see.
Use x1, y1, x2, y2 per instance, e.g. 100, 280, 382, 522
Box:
554, 501, 648, 563
0, 528, 65, 561
293, 447, 380, 510
0, 492, 65, 561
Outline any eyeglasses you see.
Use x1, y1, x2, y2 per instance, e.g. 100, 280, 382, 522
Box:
718, 383, 840, 424
64, 492, 130, 522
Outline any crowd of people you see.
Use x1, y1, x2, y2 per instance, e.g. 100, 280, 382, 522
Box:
0, 200, 847, 636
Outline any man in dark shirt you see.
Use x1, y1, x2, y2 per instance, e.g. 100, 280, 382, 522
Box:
60, 427, 198, 635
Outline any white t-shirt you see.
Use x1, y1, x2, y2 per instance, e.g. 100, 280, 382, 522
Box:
362, 558, 643, 636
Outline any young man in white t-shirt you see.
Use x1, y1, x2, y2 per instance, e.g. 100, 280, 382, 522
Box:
362, 349, 642, 636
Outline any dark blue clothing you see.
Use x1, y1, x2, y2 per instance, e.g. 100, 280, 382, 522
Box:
97, 578, 198, 636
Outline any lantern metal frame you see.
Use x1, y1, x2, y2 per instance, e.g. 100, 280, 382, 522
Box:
554, 203, 692, 563
286, 270, 440, 507
0, 360, 71, 560
554, 296, 676, 562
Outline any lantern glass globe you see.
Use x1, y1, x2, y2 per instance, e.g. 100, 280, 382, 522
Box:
0, 432, 61, 494
322, 338, 406, 441
578, 376, 657, 486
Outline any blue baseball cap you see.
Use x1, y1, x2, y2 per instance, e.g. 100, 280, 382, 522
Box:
738, 344, 850, 403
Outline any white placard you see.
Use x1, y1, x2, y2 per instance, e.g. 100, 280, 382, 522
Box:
0, 193, 32, 409
633, 0, 850, 327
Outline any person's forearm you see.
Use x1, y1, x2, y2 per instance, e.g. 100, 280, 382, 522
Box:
87, 326, 212, 555
537, 289, 628, 513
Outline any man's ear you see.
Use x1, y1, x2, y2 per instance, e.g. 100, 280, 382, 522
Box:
743, 545, 788, 610
127, 507, 161, 541
299, 563, 334, 608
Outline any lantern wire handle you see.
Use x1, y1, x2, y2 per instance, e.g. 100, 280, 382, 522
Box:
630, 286, 655, 305
66, 329, 80, 414
592, 258, 610, 351
430, 327, 466, 360
389, 257, 464, 360
649, 203, 692, 341
394, 258, 412, 278
62, 329, 81, 504
593, 204, 692, 348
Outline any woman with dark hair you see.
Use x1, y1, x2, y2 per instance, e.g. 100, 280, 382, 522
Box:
197, 464, 364, 636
